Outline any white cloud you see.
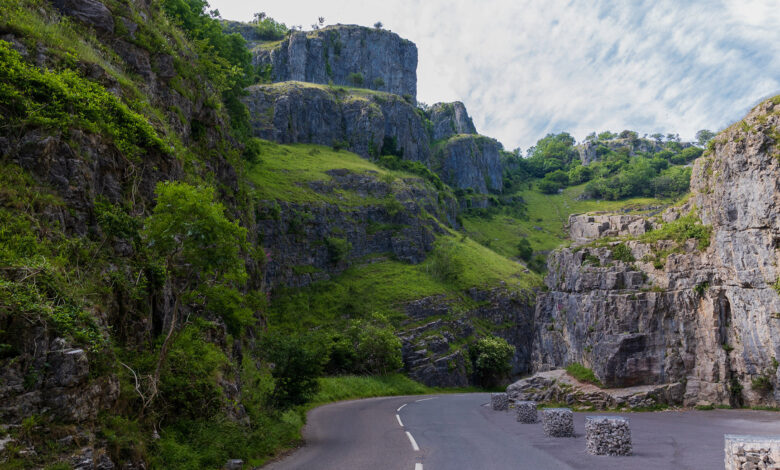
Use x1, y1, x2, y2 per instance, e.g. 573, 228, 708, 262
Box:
210, 0, 780, 150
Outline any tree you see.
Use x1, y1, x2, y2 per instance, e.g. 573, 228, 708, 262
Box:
141, 182, 248, 410
374, 21, 383, 29
517, 238, 533, 261
470, 336, 514, 387
695, 129, 715, 147
263, 334, 324, 409
318, 16, 325, 26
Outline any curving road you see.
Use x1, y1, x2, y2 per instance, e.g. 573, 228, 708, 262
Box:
263, 393, 780, 470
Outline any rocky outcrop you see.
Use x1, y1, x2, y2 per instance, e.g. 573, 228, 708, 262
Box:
400, 287, 534, 387
531, 97, 780, 407
51, 0, 114, 33
436, 135, 503, 193
429, 101, 477, 141
258, 169, 457, 289
576, 137, 692, 165
253, 26, 417, 100
244, 82, 431, 163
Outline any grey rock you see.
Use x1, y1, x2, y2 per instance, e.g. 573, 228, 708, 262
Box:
51, 0, 114, 33
437, 135, 503, 193
429, 101, 476, 141
568, 213, 650, 244
585, 416, 632, 456
725, 435, 780, 470
491, 392, 509, 411
541, 408, 574, 437
515, 401, 538, 423
244, 82, 430, 163
224, 459, 244, 470
253, 26, 417, 100
576, 137, 692, 166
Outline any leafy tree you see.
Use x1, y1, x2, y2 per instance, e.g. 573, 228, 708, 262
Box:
142, 182, 248, 410
374, 21, 383, 29
470, 336, 514, 387
262, 334, 324, 409
695, 129, 716, 147
537, 178, 562, 194
348, 72, 364, 86
516, 238, 533, 261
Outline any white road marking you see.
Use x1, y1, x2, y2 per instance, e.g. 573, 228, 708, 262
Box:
396, 414, 404, 427
397, 403, 407, 412
406, 431, 420, 451
415, 464, 423, 470
415, 397, 438, 402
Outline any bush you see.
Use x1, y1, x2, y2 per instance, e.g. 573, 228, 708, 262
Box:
610, 243, 635, 262
372, 77, 385, 88
565, 363, 602, 387
752, 375, 774, 393
262, 334, 324, 409
325, 237, 351, 263
348, 72, 364, 86
470, 336, 514, 387
537, 179, 562, 194
427, 240, 464, 282
516, 238, 533, 261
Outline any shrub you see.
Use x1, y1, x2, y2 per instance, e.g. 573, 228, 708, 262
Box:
372, 77, 385, 88
516, 238, 533, 261
326, 237, 352, 263
610, 243, 635, 263
470, 336, 514, 387
348, 72, 364, 86
427, 240, 464, 282
565, 363, 602, 387
262, 334, 324, 409
537, 179, 562, 194
752, 375, 774, 393
640, 213, 711, 250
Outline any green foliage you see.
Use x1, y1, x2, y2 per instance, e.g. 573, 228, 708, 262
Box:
372, 77, 385, 88
640, 213, 712, 250
313, 374, 431, 403
348, 72, 364, 86
325, 237, 352, 263
516, 238, 533, 261
773, 277, 780, 295
537, 178, 562, 194
252, 14, 288, 40
751, 375, 774, 393
565, 363, 603, 387
323, 317, 403, 375
0, 40, 167, 159
610, 243, 635, 262
261, 333, 324, 409
377, 154, 445, 190
469, 335, 514, 387
427, 240, 465, 282
694, 282, 709, 296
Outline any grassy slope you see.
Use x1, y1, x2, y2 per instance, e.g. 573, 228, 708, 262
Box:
463, 182, 670, 258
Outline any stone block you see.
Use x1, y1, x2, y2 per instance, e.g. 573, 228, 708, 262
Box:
491, 393, 508, 411
541, 408, 574, 437
515, 401, 537, 423
585, 416, 632, 456
725, 435, 780, 470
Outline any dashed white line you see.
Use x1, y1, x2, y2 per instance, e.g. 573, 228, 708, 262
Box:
405, 431, 420, 451
415, 397, 438, 402
414, 464, 423, 470
396, 414, 404, 427
397, 403, 407, 412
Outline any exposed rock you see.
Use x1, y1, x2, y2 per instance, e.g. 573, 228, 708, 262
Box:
531, 97, 780, 407
437, 135, 503, 193
568, 213, 651, 244
585, 416, 632, 456
252, 26, 417, 100
725, 435, 780, 470
576, 136, 692, 165
429, 101, 477, 141
540, 408, 574, 437
51, 0, 114, 33
244, 82, 430, 163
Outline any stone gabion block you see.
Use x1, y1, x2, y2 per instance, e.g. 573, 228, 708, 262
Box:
541, 408, 574, 437
515, 401, 538, 423
491, 393, 509, 411
585, 416, 632, 456
725, 435, 780, 470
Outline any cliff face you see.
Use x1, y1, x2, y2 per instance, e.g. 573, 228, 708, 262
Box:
437, 135, 503, 193
429, 101, 477, 141
532, 97, 780, 407
254, 26, 418, 101
244, 82, 431, 163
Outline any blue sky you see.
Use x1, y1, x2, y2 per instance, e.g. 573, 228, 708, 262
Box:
210, 0, 780, 151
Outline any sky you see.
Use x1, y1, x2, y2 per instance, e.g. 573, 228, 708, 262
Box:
209, 0, 780, 151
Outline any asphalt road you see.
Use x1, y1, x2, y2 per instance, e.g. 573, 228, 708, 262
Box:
263, 393, 780, 470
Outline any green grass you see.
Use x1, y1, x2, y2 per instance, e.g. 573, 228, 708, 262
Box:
248, 141, 427, 205
269, 235, 540, 331
463, 183, 668, 257
313, 374, 433, 403
565, 363, 603, 387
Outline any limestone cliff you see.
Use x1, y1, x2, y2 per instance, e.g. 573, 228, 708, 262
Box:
429, 101, 477, 141
436, 135, 503, 193
253, 26, 417, 101
244, 82, 431, 163
532, 97, 780, 407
